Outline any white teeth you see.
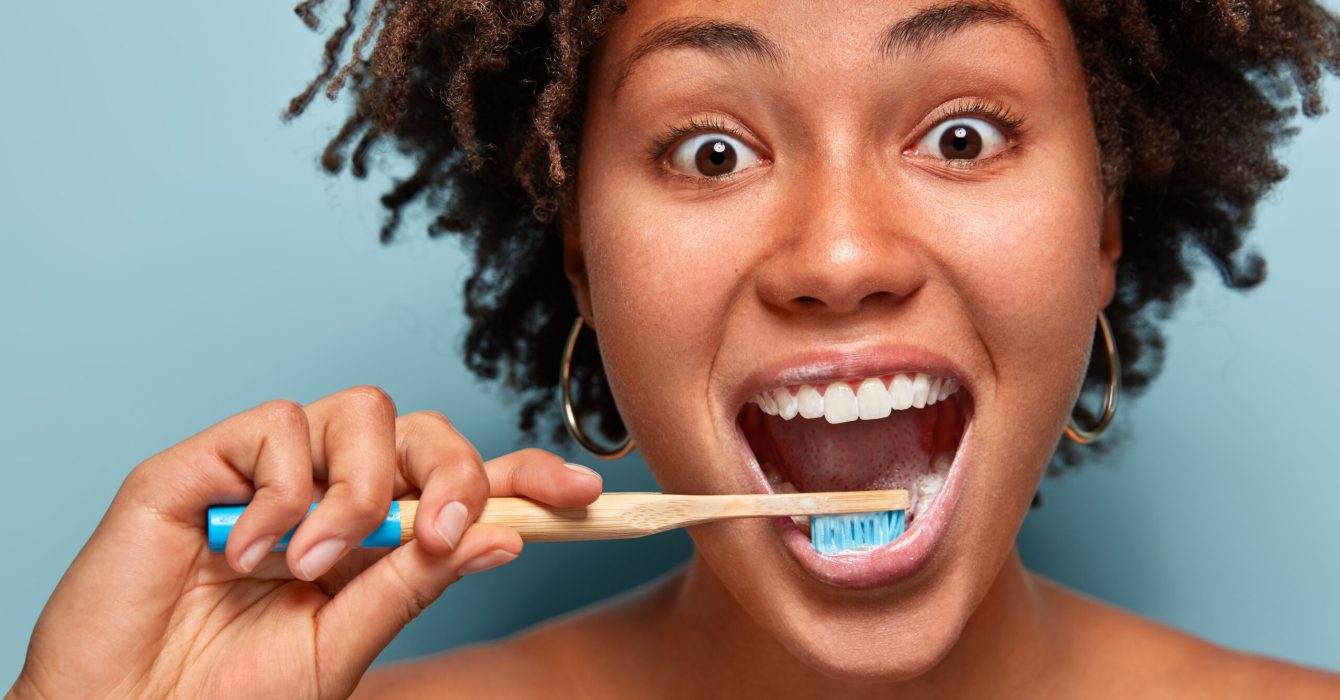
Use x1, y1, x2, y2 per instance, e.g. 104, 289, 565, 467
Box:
910, 373, 930, 409
773, 388, 799, 419
751, 373, 961, 422
822, 383, 859, 424
856, 378, 892, 420
796, 384, 824, 419
889, 374, 913, 410
927, 376, 943, 406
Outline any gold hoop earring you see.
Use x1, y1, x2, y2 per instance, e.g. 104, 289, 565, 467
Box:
560, 316, 635, 459
1065, 310, 1121, 445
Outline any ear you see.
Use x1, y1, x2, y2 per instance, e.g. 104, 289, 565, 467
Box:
561, 198, 595, 324
1098, 188, 1123, 309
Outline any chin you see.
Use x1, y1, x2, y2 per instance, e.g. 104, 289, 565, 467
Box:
724, 534, 988, 682
782, 608, 970, 682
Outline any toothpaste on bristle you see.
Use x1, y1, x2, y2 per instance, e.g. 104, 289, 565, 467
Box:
809, 453, 952, 555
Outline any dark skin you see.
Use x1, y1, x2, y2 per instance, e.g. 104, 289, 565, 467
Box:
362, 569, 1337, 697
12, 388, 602, 698
359, 1, 1340, 695
12, 1, 1340, 697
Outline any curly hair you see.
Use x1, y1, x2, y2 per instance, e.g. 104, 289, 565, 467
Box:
283, 0, 1340, 463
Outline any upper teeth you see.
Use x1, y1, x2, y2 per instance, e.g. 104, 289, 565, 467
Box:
751, 373, 958, 424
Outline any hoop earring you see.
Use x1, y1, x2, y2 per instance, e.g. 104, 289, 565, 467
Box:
1065, 310, 1121, 445
560, 316, 635, 459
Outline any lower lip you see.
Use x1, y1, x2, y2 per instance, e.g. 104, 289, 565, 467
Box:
740, 410, 973, 590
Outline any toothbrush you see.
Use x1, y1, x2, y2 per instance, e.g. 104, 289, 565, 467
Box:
809, 510, 907, 555
206, 490, 909, 552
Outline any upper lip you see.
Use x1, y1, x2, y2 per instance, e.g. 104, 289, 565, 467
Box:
727, 342, 973, 417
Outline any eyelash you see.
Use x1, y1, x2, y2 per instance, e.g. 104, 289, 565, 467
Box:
922, 98, 1029, 169
647, 98, 1030, 178
646, 116, 751, 179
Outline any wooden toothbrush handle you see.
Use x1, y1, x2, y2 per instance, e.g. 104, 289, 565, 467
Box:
394, 495, 656, 543
475, 493, 669, 542
397, 491, 909, 544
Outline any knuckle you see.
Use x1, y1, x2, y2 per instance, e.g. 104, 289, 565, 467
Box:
385, 555, 437, 624
461, 463, 490, 501
267, 490, 312, 522
434, 458, 488, 504
517, 447, 555, 462
444, 432, 483, 465
266, 479, 309, 506
121, 457, 160, 495
401, 410, 456, 437
520, 448, 562, 469
344, 491, 388, 522
340, 385, 397, 418
415, 410, 454, 429
258, 399, 308, 432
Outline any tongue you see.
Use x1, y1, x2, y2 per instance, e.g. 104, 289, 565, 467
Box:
747, 399, 961, 492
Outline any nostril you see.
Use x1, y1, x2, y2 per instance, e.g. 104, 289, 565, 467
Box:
789, 289, 898, 311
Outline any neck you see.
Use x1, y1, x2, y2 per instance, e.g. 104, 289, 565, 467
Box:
653, 547, 1059, 698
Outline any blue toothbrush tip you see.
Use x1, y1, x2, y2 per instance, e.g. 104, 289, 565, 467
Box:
810, 510, 906, 555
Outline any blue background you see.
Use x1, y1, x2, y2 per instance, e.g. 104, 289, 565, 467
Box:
2, 1, 1337, 683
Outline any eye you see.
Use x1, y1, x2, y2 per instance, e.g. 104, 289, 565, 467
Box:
668, 133, 761, 178
916, 117, 1009, 161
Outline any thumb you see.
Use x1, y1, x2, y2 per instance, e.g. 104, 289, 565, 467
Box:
313, 523, 523, 680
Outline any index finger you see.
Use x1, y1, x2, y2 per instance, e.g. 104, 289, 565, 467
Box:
482, 448, 603, 507
126, 399, 316, 573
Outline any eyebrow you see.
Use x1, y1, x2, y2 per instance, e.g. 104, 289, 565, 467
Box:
878, 0, 1052, 61
613, 1, 1053, 96
613, 18, 782, 95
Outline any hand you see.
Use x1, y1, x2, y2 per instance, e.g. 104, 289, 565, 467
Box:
10, 386, 602, 699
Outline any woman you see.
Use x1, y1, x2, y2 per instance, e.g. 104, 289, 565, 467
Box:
12, 0, 1340, 696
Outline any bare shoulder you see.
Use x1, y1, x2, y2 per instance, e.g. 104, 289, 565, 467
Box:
352, 636, 568, 699
352, 575, 677, 699
1034, 574, 1340, 697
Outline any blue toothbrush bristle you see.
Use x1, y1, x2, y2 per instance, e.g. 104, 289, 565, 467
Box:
810, 510, 906, 555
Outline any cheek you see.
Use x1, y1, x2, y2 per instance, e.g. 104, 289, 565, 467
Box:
969, 209, 1098, 336
940, 176, 1104, 439
577, 184, 751, 459
937, 147, 1105, 374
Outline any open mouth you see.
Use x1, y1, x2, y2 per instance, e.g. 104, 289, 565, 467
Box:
737, 371, 971, 566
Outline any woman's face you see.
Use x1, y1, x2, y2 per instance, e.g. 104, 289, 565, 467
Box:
566, 0, 1120, 678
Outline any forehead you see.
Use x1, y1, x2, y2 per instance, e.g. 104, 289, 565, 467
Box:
593, 0, 1073, 96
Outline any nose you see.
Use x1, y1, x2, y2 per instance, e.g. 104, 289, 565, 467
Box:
754, 161, 926, 318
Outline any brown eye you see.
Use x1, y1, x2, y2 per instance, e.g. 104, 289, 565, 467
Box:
939, 124, 982, 159
916, 117, 1008, 163
669, 132, 760, 178
695, 139, 737, 176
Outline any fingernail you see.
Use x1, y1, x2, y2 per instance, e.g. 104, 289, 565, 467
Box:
298, 538, 347, 580
239, 536, 276, 573
458, 549, 517, 576
563, 462, 601, 481
434, 501, 469, 550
